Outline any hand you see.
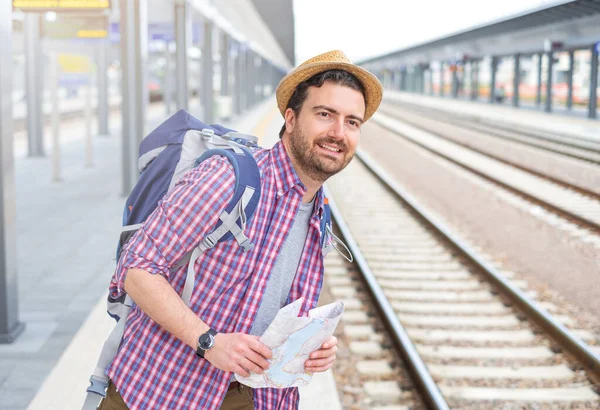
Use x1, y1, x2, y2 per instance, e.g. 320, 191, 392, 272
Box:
204, 333, 272, 377
304, 336, 338, 373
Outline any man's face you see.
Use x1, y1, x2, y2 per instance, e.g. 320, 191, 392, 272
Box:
285, 81, 365, 184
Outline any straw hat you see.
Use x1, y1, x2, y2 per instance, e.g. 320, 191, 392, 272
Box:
276, 50, 383, 122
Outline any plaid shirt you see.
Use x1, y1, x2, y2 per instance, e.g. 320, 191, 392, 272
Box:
107, 141, 326, 409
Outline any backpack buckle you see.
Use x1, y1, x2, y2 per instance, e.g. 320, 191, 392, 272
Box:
200, 128, 215, 139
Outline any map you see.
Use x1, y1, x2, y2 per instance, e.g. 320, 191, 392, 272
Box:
235, 298, 345, 389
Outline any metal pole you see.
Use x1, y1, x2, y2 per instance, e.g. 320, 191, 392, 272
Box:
234, 42, 244, 115
174, 0, 190, 111
567, 50, 574, 110
472, 60, 479, 100
513, 53, 520, 107
120, 0, 148, 196
451, 66, 458, 98
536, 53, 542, 106
50, 53, 61, 182
490, 56, 497, 103
24, 13, 44, 157
202, 18, 214, 123
85, 75, 94, 167
220, 31, 229, 97
400, 69, 406, 91
429, 68, 433, 95
246, 49, 254, 109
545, 51, 553, 113
256, 57, 263, 100
589, 44, 598, 119
164, 42, 172, 115
96, 40, 109, 136
0, 1, 24, 344
439, 62, 445, 96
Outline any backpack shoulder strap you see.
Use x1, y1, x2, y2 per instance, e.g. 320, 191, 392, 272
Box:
180, 146, 261, 305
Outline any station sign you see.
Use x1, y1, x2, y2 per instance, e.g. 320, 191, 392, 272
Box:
42, 15, 108, 39
13, 0, 111, 12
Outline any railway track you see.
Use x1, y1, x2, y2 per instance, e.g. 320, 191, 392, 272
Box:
369, 108, 600, 242
382, 100, 600, 165
324, 151, 600, 409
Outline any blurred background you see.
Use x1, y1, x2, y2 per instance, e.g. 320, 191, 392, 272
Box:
1, 1, 600, 409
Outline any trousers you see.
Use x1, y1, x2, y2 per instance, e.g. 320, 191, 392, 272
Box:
97, 380, 254, 410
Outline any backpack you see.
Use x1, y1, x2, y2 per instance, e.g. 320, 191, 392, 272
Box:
82, 109, 347, 409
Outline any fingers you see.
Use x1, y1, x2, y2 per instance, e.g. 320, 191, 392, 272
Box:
249, 336, 272, 359
246, 351, 269, 373
305, 354, 336, 373
309, 344, 338, 360
321, 336, 338, 350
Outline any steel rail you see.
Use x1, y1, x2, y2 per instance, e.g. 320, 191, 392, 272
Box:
323, 184, 450, 410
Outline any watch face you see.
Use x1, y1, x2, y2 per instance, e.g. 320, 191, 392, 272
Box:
199, 333, 214, 350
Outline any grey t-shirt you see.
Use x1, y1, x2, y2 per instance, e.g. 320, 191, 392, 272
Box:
230, 198, 314, 380
249, 198, 314, 337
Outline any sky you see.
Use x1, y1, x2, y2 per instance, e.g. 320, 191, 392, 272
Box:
293, 0, 558, 63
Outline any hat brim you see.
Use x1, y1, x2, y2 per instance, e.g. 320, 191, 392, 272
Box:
276, 61, 383, 123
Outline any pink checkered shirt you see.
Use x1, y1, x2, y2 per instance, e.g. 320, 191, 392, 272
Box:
107, 141, 326, 409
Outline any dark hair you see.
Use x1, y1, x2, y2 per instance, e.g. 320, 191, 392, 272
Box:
279, 70, 366, 138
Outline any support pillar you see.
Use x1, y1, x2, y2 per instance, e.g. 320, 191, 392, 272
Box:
471, 60, 479, 100
221, 32, 229, 97
512, 54, 520, 107
451, 65, 458, 98
119, 0, 148, 195
545, 51, 553, 113
536, 53, 542, 106
25, 13, 44, 156
589, 44, 598, 119
429, 68, 434, 95
235, 43, 245, 114
0, 0, 24, 344
245, 50, 254, 109
489, 57, 497, 103
96, 40, 109, 135
163, 43, 173, 115
567, 50, 574, 110
174, 0, 190, 110
400, 69, 407, 91
201, 18, 214, 124
439, 63, 445, 96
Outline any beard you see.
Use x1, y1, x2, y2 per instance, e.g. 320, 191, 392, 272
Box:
287, 126, 354, 183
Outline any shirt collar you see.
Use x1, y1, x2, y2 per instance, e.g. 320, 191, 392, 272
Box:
271, 141, 325, 218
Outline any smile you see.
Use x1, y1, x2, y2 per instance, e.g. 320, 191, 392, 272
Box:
317, 143, 342, 153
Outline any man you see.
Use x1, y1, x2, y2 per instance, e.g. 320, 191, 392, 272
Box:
102, 50, 383, 410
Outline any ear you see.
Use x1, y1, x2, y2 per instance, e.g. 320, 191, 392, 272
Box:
284, 108, 296, 134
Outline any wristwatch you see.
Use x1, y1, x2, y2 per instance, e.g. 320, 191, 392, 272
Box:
196, 328, 218, 358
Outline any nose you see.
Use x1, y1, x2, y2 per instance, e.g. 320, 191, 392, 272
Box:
327, 118, 344, 139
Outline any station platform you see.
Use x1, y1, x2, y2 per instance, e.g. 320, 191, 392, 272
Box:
0, 97, 342, 410
384, 90, 600, 141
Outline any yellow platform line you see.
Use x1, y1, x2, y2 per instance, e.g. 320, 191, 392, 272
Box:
251, 106, 279, 145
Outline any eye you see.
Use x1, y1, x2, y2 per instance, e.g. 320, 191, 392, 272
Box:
348, 119, 361, 129
318, 111, 330, 118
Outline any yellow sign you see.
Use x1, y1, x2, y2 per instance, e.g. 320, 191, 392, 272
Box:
58, 54, 91, 74
13, 0, 110, 11
76, 29, 107, 38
